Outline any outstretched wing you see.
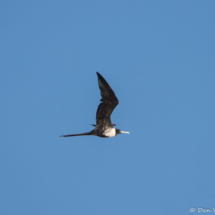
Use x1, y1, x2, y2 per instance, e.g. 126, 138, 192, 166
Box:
96, 72, 119, 127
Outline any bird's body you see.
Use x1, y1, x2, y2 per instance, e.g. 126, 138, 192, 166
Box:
103, 127, 116, 137
60, 72, 129, 138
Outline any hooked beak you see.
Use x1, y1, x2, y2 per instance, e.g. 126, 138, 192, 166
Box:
120, 131, 130, 134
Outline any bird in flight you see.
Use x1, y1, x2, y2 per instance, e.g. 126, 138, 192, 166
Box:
60, 72, 130, 138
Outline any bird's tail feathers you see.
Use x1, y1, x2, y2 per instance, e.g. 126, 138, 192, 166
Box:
60, 131, 94, 137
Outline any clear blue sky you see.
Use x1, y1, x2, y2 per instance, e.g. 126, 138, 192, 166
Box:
1, 1, 215, 214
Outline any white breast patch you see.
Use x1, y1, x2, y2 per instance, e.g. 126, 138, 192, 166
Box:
104, 128, 116, 137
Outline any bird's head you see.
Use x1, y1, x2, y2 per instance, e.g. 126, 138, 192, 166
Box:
116, 129, 130, 135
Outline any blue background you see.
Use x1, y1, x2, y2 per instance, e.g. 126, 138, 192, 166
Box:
1, 1, 215, 214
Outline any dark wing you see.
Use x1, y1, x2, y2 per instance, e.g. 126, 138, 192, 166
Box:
96, 72, 119, 127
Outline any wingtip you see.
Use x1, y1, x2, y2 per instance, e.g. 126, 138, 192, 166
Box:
96, 71, 101, 77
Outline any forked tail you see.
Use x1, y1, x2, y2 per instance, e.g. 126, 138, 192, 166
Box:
60, 131, 94, 137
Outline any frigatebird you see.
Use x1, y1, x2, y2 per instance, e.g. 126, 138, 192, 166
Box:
60, 72, 130, 138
